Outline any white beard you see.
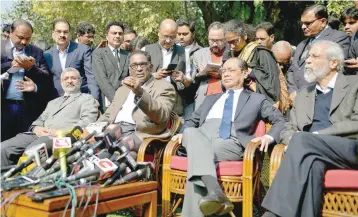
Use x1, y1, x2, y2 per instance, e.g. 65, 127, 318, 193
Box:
304, 66, 330, 83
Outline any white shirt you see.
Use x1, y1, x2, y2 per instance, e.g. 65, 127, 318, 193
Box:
316, 72, 337, 94
161, 47, 174, 82
57, 43, 69, 71
184, 44, 193, 78
114, 91, 136, 124
206, 89, 243, 121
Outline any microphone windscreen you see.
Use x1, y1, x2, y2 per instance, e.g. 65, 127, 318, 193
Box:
105, 124, 122, 141
65, 126, 83, 143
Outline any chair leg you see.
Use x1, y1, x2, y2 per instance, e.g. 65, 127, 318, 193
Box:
162, 168, 171, 217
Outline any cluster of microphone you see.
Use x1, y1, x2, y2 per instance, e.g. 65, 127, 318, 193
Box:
0, 123, 153, 201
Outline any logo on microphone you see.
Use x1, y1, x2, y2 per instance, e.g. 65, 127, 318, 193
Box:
95, 158, 118, 180
53, 138, 72, 149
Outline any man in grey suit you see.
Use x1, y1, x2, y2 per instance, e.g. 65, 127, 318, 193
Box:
143, 19, 187, 116
0, 68, 98, 166
262, 41, 358, 217
287, 4, 350, 100
172, 57, 286, 217
92, 21, 129, 110
44, 18, 99, 100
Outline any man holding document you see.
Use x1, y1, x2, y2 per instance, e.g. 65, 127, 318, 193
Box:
191, 22, 230, 109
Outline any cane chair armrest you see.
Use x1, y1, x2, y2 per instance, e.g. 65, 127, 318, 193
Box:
269, 144, 286, 185
137, 137, 171, 162
163, 140, 181, 166
243, 141, 263, 180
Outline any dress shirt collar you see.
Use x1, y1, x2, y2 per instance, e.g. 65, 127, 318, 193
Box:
159, 43, 174, 52
316, 72, 338, 94
225, 88, 243, 95
57, 42, 70, 53
108, 44, 120, 53
10, 40, 26, 52
311, 25, 329, 43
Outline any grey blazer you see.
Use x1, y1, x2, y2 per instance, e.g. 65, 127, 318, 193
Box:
31, 92, 98, 131
44, 41, 100, 100
281, 74, 358, 145
286, 26, 350, 93
183, 90, 286, 147
92, 47, 129, 103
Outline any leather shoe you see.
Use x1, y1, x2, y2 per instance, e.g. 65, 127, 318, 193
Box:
198, 191, 233, 216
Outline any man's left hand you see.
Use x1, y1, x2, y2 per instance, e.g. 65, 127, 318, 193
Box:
122, 76, 142, 96
15, 76, 36, 92
14, 56, 35, 69
251, 135, 274, 152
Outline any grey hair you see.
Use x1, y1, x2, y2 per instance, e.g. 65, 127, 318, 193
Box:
311, 40, 344, 73
224, 19, 256, 42
208, 21, 224, 33
61, 67, 82, 84
272, 41, 293, 55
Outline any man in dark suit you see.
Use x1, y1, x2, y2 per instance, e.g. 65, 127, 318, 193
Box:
1, 19, 52, 141
44, 18, 99, 100
143, 19, 187, 116
92, 21, 129, 110
1, 68, 98, 166
262, 41, 358, 217
287, 4, 350, 100
172, 57, 286, 217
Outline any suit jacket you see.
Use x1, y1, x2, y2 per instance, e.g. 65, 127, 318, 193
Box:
286, 26, 350, 93
346, 39, 358, 75
183, 90, 286, 147
281, 74, 358, 145
1, 39, 52, 120
98, 76, 176, 140
92, 47, 129, 103
44, 41, 100, 100
188, 42, 202, 57
144, 43, 186, 115
31, 92, 98, 131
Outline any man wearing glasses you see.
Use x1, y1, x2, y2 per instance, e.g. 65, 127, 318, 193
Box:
286, 4, 350, 101
98, 50, 176, 153
44, 18, 99, 101
142, 19, 187, 116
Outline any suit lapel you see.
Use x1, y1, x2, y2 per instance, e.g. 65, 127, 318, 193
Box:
157, 43, 164, 69
5, 40, 13, 60
52, 93, 81, 116
199, 94, 223, 125
305, 85, 316, 122
118, 50, 127, 77
104, 47, 119, 70
298, 39, 310, 66
330, 74, 348, 115
234, 90, 250, 120
51, 47, 62, 73
65, 42, 77, 68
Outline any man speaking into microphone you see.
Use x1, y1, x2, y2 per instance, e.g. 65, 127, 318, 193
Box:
1, 67, 98, 166
97, 50, 176, 152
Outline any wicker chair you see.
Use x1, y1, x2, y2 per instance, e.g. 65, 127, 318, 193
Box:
137, 112, 182, 189
270, 144, 358, 217
162, 121, 271, 217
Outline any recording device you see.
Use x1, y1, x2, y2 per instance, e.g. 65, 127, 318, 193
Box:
1, 142, 51, 180
30, 188, 71, 202
52, 137, 72, 179
165, 63, 177, 72
1, 176, 39, 191
112, 162, 152, 186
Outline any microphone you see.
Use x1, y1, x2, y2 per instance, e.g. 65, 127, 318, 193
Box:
94, 124, 122, 147
64, 126, 83, 143
75, 140, 105, 164
52, 137, 72, 179
42, 131, 95, 170
112, 162, 152, 186
102, 152, 128, 187
111, 141, 137, 170
1, 142, 51, 180
64, 158, 118, 182
45, 152, 82, 175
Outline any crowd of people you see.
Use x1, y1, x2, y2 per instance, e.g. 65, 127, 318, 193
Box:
1, 2, 358, 217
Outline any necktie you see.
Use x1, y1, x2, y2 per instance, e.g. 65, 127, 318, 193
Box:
115, 49, 120, 69
219, 90, 234, 139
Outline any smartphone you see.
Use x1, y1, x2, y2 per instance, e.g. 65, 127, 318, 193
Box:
165, 63, 177, 72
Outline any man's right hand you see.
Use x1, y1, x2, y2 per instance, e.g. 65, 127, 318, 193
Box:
171, 134, 183, 144
33, 127, 51, 137
153, 69, 170, 79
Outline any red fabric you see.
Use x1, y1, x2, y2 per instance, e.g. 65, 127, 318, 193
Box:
169, 156, 243, 176
144, 154, 154, 162
323, 170, 358, 189
254, 120, 266, 137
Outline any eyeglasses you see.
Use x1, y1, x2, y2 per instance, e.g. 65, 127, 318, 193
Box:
208, 39, 226, 45
130, 62, 150, 70
54, 30, 70, 35
300, 18, 321, 27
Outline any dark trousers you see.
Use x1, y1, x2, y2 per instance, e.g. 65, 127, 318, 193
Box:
1, 101, 32, 141
262, 132, 358, 217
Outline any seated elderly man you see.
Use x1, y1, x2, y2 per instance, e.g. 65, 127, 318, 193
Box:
1, 68, 98, 166
97, 50, 176, 153
262, 41, 358, 217
171, 57, 286, 217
